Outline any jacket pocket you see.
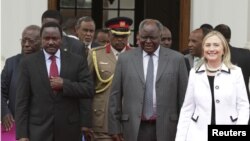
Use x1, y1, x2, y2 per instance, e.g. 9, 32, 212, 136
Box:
230, 115, 238, 122
191, 113, 199, 122
92, 97, 105, 127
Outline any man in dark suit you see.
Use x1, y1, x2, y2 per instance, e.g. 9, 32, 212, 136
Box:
108, 19, 188, 141
15, 22, 93, 141
214, 24, 250, 97
1, 25, 41, 132
41, 10, 93, 137
41, 10, 86, 58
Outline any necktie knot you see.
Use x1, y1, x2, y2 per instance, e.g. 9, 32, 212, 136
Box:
50, 55, 56, 61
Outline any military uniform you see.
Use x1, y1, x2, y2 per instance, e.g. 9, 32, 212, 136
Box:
87, 17, 133, 141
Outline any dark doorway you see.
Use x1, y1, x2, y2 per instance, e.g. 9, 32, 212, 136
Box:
48, 0, 190, 52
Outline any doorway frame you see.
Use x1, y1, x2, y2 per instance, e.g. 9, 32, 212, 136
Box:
48, 0, 190, 52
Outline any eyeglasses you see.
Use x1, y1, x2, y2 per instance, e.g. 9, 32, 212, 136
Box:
20, 38, 39, 45
140, 36, 160, 41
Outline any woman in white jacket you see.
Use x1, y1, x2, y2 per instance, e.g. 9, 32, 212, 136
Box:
175, 31, 249, 141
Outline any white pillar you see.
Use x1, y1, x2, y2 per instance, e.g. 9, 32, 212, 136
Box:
245, 0, 250, 50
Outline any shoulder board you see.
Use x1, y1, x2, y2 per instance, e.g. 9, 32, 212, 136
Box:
91, 46, 106, 51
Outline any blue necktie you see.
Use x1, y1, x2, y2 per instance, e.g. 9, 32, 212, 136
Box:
143, 55, 154, 119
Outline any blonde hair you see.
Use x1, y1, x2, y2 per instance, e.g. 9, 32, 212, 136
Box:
196, 30, 234, 69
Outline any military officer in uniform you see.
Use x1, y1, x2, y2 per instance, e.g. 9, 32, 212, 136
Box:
87, 17, 133, 141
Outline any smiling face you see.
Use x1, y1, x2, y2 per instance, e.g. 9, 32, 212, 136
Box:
41, 27, 62, 55
203, 35, 224, 64
139, 21, 161, 54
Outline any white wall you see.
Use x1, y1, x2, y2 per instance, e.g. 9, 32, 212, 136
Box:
1, 0, 250, 68
1, 0, 47, 69
246, 0, 250, 49
191, 0, 249, 49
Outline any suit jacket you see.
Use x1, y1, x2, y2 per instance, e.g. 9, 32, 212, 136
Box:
1, 54, 22, 119
184, 54, 194, 72
62, 35, 86, 59
108, 47, 188, 141
62, 35, 93, 128
175, 64, 249, 141
230, 46, 250, 97
15, 50, 93, 141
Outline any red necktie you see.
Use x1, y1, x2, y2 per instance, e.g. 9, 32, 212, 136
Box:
49, 56, 59, 77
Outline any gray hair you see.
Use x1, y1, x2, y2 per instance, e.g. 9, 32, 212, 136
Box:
138, 19, 163, 33
75, 16, 95, 29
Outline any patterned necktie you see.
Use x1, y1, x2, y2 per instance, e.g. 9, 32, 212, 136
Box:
49, 55, 59, 77
143, 55, 154, 119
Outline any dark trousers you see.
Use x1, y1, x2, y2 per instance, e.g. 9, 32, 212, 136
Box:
137, 120, 157, 141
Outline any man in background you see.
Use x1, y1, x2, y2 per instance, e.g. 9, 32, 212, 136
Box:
214, 24, 250, 98
94, 28, 110, 46
75, 16, 100, 50
1, 25, 41, 140
160, 26, 172, 48
184, 28, 210, 72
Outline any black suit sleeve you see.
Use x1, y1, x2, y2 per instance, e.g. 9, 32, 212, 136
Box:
15, 58, 31, 139
80, 98, 93, 128
1, 59, 12, 118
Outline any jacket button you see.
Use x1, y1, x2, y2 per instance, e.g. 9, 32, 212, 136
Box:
215, 86, 219, 89
216, 99, 220, 103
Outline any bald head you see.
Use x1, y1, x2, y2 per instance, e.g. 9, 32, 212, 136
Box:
160, 26, 172, 48
21, 25, 41, 54
188, 28, 204, 57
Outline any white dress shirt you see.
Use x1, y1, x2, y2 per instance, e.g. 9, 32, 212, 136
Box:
43, 49, 61, 76
111, 46, 126, 60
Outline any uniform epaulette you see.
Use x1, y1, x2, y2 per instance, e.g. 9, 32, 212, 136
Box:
91, 46, 106, 52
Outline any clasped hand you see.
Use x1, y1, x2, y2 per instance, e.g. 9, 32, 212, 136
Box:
50, 76, 63, 91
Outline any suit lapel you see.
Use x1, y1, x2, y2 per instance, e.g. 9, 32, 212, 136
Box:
37, 51, 52, 91
60, 51, 69, 77
132, 48, 145, 84
156, 47, 169, 82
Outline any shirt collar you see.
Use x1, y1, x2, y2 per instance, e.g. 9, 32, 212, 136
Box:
111, 45, 126, 56
142, 45, 160, 57
43, 49, 61, 60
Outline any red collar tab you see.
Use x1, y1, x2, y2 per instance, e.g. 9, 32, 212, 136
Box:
105, 43, 111, 53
